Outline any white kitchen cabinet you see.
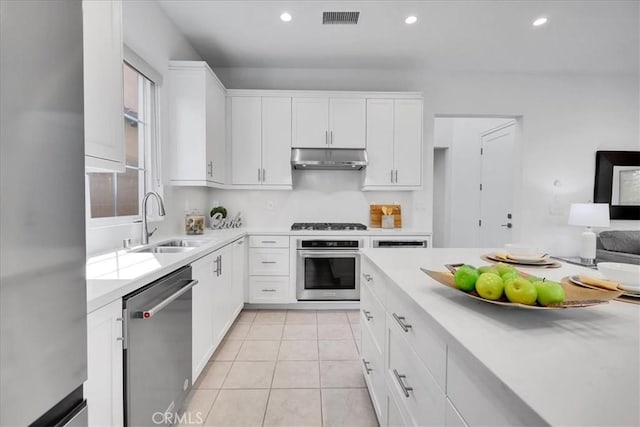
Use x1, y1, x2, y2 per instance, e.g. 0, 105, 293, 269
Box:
168, 61, 226, 187
248, 235, 291, 303
445, 398, 468, 427
232, 237, 247, 304
230, 96, 292, 187
361, 308, 386, 424
86, 299, 124, 427
292, 97, 365, 148
191, 251, 217, 381
82, 0, 125, 172
363, 99, 423, 190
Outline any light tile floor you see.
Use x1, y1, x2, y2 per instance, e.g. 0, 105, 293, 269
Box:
180, 309, 378, 427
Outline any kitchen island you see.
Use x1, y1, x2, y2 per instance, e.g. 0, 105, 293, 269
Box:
359, 248, 639, 427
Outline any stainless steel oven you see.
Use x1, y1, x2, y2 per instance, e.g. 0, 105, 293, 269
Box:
296, 238, 364, 301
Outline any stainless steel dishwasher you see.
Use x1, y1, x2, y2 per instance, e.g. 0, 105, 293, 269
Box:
122, 266, 196, 427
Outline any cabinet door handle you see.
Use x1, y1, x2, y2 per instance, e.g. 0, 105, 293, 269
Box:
219, 255, 222, 276
393, 369, 413, 398
261, 240, 277, 244
395, 169, 398, 183
362, 358, 372, 374
325, 130, 329, 145
390, 169, 394, 183
362, 310, 373, 321
392, 312, 412, 332
262, 168, 266, 182
261, 261, 277, 264
362, 273, 372, 282
262, 288, 277, 292
330, 131, 333, 145
258, 168, 261, 182
208, 161, 213, 177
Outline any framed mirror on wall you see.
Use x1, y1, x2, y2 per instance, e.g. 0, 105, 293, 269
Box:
594, 151, 640, 220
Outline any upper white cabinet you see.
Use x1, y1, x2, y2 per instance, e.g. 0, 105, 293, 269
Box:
292, 97, 366, 148
363, 98, 423, 190
230, 96, 292, 188
82, 0, 125, 172
168, 61, 226, 187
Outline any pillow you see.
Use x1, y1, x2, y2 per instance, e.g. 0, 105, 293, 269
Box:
598, 231, 640, 255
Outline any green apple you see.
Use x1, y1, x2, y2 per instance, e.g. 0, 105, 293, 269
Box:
501, 270, 519, 282
495, 262, 516, 276
476, 273, 504, 300
454, 265, 479, 292
505, 277, 538, 305
535, 281, 565, 306
528, 276, 543, 283
478, 265, 499, 275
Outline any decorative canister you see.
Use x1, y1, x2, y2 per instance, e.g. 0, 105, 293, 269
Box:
185, 214, 205, 235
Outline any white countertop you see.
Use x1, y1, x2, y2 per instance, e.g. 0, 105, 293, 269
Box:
360, 248, 640, 426
86, 227, 431, 313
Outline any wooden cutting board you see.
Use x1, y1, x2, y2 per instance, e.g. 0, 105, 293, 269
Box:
370, 204, 402, 228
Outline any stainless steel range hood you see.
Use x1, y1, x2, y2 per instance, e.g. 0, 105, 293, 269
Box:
291, 148, 368, 170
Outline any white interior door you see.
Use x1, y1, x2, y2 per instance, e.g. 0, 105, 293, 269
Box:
479, 122, 517, 248
262, 97, 292, 186
292, 97, 329, 148
230, 96, 262, 185
329, 98, 366, 148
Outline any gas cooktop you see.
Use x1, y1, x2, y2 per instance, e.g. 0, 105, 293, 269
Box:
291, 222, 368, 231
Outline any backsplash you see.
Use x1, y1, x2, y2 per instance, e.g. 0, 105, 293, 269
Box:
208, 170, 415, 228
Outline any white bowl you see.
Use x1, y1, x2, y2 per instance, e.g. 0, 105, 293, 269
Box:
504, 243, 540, 257
597, 262, 640, 289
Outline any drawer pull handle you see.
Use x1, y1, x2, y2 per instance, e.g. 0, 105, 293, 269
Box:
261, 240, 277, 244
262, 288, 277, 292
362, 310, 373, 321
393, 369, 413, 398
362, 358, 372, 374
261, 261, 277, 264
392, 313, 412, 332
362, 273, 373, 282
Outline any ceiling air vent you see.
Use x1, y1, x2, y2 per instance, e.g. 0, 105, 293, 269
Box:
322, 11, 360, 25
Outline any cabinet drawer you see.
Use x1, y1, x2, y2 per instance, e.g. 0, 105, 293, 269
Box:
387, 320, 446, 427
361, 320, 386, 424
249, 276, 289, 302
445, 398, 467, 427
361, 257, 387, 305
446, 345, 543, 426
249, 235, 289, 248
387, 393, 408, 427
387, 286, 447, 390
360, 281, 385, 356
249, 248, 289, 275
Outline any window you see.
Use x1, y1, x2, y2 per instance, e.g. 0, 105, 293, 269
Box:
88, 62, 157, 220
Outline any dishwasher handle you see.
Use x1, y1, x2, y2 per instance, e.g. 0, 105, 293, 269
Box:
136, 279, 198, 319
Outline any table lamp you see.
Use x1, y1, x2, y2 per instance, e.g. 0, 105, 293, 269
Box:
568, 203, 610, 265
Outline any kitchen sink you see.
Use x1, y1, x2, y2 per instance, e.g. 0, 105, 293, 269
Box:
133, 246, 195, 254
158, 239, 209, 247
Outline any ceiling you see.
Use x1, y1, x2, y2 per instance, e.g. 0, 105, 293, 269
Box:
157, 0, 639, 73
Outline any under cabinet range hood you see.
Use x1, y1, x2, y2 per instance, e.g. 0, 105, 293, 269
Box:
291, 148, 368, 170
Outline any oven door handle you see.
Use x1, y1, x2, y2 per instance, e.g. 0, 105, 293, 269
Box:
298, 251, 361, 257
135, 279, 197, 319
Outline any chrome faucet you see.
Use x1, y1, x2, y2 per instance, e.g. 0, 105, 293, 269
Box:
141, 191, 166, 245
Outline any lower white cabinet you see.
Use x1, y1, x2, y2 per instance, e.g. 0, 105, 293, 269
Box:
86, 299, 124, 427
249, 276, 289, 302
192, 239, 245, 382
361, 312, 386, 423
248, 235, 290, 303
445, 398, 468, 427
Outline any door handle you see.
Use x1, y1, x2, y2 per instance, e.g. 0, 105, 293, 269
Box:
330, 131, 333, 145
362, 310, 373, 321
362, 273, 372, 282
394, 170, 398, 183
362, 358, 372, 374
390, 169, 394, 183
261, 261, 277, 264
392, 312, 412, 332
325, 130, 329, 145
135, 280, 197, 319
393, 369, 413, 398
258, 168, 261, 182
501, 223, 513, 229
262, 168, 266, 182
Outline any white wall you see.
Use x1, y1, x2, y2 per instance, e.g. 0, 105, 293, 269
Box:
214, 67, 639, 255
209, 171, 414, 228
86, 1, 208, 255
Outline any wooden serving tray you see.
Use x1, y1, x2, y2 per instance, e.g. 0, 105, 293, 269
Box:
420, 265, 622, 309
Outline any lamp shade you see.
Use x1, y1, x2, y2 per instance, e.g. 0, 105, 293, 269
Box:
568, 203, 610, 227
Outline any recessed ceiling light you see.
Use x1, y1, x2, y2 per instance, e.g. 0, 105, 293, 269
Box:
280, 12, 292, 22
532, 17, 548, 27
405, 15, 417, 24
